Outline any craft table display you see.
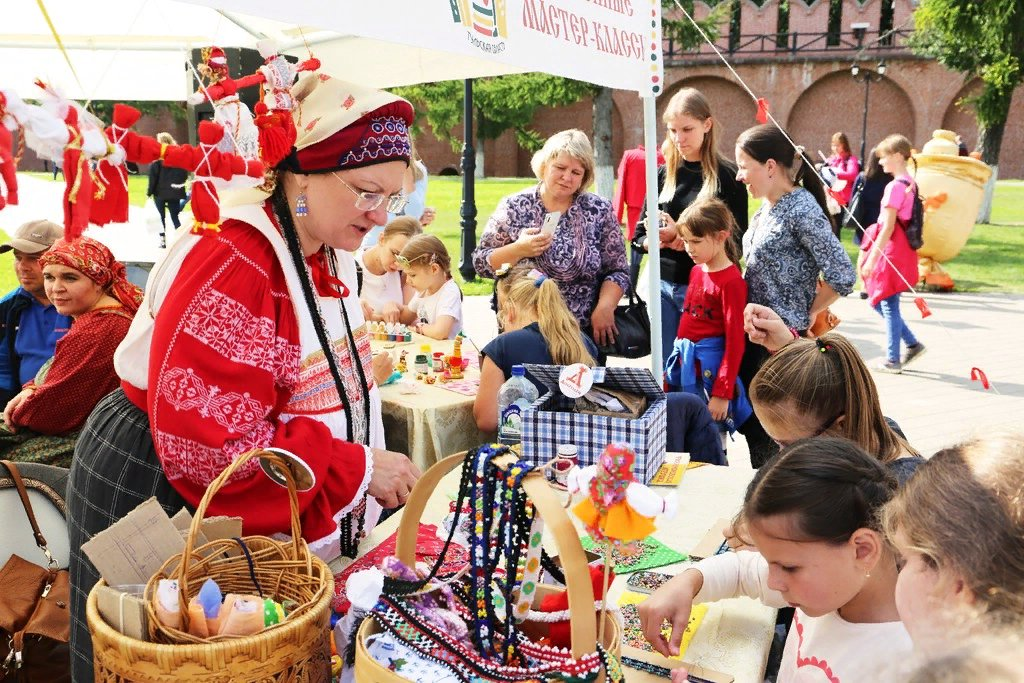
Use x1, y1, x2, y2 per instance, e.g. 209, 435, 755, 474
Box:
344, 455, 777, 683
372, 334, 490, 471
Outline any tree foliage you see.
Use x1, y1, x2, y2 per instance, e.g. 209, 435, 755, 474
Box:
662, 0, 732, 52
396, 74, 593, 153
910, 0, 1023, 164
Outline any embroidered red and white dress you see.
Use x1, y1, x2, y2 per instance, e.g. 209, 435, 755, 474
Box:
115, 202, 385, 555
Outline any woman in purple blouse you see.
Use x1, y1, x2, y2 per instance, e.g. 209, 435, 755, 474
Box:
472, 129, 629, 348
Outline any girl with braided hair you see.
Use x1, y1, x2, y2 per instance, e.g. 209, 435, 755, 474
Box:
638, 437, 913, 682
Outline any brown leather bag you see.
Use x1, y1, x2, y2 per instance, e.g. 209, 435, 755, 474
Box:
0, 460, 70, 682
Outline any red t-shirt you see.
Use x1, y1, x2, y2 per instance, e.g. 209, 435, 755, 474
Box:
676, 264, 747, 399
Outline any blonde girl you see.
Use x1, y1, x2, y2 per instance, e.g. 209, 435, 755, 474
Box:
882, 433, 1024, 657
639, 437, 912, 682
665, 199, 750, 432
630, 88, 748, 368
859, 134, 926, 374
358, 216, 422, 322
397, 234, 462, 340
474, 265, 597, 432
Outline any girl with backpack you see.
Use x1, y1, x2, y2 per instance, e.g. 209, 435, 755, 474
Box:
859, 134, 926, 374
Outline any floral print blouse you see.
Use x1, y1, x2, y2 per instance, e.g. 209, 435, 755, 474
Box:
742, 188, 856, 331
473, 186, 629, 327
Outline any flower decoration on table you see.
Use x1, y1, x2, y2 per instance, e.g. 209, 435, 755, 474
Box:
568, 443, 678, 645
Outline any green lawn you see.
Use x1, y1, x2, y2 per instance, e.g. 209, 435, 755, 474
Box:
6, 175, 1022, 296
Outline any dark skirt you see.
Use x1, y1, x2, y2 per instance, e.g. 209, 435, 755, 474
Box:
67, 389, 189, 683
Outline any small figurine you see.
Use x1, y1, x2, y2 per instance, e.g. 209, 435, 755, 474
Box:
446, 336, 464, 380
396, 350, 408, 374
424, 375, 437, 385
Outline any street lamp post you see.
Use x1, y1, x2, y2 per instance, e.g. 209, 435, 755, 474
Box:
850, 59, 887, 163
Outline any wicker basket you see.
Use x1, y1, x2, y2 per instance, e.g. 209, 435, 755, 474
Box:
355, 451, 621, 682
86, 449, 334, 682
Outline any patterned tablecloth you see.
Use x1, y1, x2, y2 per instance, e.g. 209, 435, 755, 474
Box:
347, 456, 776, 683
373, 335, 491, 471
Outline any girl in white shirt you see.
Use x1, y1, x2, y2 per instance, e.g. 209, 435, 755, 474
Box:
639, 437, 912, 682
397, 234, 463, 340
358, 216, 422, 322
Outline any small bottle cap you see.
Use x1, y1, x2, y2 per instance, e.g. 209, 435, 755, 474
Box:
557, 444, 578, 456
511, 365, 526, 377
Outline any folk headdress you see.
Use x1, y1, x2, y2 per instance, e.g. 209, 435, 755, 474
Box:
39, 237, 143, 315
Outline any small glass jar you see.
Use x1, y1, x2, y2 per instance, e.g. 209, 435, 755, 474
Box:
551, 444, 579, 487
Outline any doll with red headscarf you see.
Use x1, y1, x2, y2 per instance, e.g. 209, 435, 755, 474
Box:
0, 237, 142, 464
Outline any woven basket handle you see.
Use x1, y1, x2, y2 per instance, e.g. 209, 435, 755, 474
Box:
176, 449, 303, 605
395, 451, 598, 660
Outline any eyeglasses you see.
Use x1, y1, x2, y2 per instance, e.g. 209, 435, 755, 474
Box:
331, 172, 408, 213
772, 413, 843, 449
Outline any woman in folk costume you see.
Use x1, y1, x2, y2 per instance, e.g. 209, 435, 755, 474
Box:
0, 237, 142, 466
65, 73, 422, 679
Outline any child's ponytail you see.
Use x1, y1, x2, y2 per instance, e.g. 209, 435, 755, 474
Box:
744, 437, 897, 542
499, 268, 595, 367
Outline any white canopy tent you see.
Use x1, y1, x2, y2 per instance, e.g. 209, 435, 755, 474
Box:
3, 0, 668, 374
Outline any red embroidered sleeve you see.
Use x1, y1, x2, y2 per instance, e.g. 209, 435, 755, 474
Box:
148, 222, 369, 542
13, 309, 130, 434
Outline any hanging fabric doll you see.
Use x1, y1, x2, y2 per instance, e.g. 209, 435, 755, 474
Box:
90, 104, 140, 225
0, 91, 20, 210
249, 39, 319, 167
161, 120, 264, 235
568, 443, 677, 545
186, 46, 261, 185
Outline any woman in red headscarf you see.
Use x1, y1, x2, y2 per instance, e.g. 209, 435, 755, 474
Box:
0, 237, 141, 464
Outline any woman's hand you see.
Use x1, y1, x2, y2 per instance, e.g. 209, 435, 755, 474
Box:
638, 568, 703, 658
371, 352, 394, 387
2, 388, 34, 431
514, 227, 553, 258
744, 303, 796, 352
590, 302, 618, 348
860, 256, 876, 280
367, 448, 421, 509
708, 396, 728, 422
419, 207, 436, 226
360, 299, 375, 322
378, 301, 402, 324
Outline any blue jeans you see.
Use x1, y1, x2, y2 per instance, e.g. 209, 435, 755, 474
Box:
659, 280, 687, 367
872, 293, 919, 363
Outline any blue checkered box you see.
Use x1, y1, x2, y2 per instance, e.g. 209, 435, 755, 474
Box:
520, 365, 667, 484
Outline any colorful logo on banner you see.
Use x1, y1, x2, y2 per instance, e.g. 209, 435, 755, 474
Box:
448, 0, 508, 53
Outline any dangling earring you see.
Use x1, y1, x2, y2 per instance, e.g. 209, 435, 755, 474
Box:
295, 192, 308, 217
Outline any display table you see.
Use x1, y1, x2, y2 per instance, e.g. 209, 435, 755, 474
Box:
372, 335, 490, 471
346, 455, 776, 683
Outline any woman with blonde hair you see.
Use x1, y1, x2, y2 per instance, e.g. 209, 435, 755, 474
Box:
631, 87, 748, 367
473, 129, 628, 351
474, 265, 597, 431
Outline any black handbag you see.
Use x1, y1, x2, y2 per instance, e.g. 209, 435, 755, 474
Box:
598, 288, 651, 359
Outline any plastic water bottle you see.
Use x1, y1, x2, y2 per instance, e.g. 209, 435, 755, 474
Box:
497, 365, 539, 446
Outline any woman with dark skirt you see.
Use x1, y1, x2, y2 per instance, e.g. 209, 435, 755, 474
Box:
66, 74, 421, 680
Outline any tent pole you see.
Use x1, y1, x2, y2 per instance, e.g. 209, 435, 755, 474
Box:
458, 78, 478, 282
642, 96, 662, 379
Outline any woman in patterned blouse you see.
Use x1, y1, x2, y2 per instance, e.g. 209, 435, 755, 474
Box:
472, 129, 629, 349
734, 124, 855, 467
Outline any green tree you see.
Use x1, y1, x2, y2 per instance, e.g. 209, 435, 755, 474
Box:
396, 74, 593, 177
910, 0, 1023, 220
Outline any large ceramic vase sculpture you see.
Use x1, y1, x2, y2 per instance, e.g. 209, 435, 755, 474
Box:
915, 130, 992, 290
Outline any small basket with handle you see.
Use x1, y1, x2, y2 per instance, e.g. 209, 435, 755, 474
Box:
87, 449, 334, 682
355, 446, 621, 682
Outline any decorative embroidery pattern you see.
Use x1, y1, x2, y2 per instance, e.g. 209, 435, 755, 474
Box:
184, 288, 301, 384
793, 612, 841, 683
155, 427, 270, 486
159, 367, 269, 434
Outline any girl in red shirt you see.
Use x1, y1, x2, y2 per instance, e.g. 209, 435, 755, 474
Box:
666, 198, 752, 436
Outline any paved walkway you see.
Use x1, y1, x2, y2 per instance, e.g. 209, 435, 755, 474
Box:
463, 289, 1024, 468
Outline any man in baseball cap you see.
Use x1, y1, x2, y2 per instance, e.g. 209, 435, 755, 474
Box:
0, 220, 72, 407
